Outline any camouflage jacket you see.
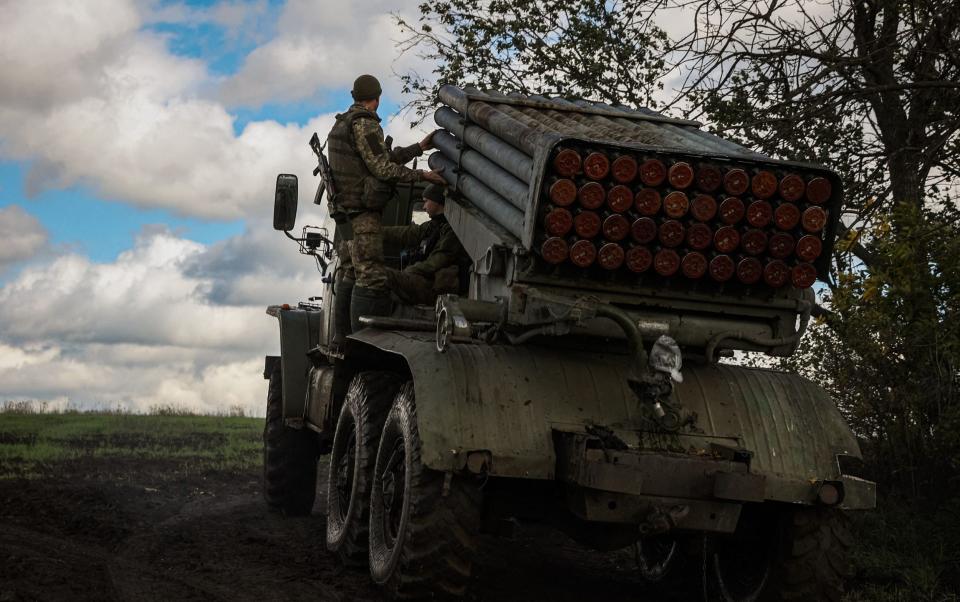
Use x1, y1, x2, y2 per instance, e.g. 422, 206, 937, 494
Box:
327, 103, 423, 212
383, 215, 467, 280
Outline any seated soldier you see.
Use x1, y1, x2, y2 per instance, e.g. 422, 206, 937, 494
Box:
335, 184, 468, 340
382, 183, 468, 306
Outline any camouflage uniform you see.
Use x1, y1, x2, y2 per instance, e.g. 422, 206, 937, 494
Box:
327, 104, 424, 291
342, 215, 469, 305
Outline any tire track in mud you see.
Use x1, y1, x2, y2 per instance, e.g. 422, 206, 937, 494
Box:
0, 458, 679, 602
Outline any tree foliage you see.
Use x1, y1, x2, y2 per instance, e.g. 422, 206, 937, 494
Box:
395, 0, 669, 123
395, 0, 960, 501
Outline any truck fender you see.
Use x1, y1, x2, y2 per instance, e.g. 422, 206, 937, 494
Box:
345, 329, 873, 508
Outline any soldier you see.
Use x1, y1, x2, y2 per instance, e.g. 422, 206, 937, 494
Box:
341, 184, 468, 307
327, 74, 446, 337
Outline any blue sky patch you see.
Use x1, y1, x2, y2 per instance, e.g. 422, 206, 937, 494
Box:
0, 163, 243, 263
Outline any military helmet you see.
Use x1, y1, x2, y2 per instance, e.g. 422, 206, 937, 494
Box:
351, 74, 382, 101
423, 183, 445, 204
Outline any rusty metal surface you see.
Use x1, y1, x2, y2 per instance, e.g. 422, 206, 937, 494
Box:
347, 330, 873, 507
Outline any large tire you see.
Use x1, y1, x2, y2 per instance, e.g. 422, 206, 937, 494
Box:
326, 371, 401, 564
368, 382, 481, 599
775, 507, 852, 601
263, 361, 319, 516
701, 505, 852, 602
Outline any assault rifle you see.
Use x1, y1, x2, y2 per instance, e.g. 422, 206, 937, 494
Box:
309, 132, 343, 223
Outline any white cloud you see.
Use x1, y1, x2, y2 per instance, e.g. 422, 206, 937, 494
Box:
219, 0, 422, 107
0, 0, 340, 220
0, 205, 48, 268
0, 225, 316, 415
0, 0, 431, 414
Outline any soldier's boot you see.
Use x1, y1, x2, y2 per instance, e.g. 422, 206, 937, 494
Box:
332, 277, 355, 346
350, 286, 392, 333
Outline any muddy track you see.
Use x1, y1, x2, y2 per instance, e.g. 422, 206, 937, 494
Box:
0, 456, 676, 602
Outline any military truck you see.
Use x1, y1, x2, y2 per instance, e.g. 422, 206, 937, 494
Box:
264, 85, 875, 601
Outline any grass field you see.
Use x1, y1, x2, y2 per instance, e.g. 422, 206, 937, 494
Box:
0, 411, 262, 479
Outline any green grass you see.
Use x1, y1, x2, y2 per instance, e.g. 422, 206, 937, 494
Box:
0, 412, 263, 478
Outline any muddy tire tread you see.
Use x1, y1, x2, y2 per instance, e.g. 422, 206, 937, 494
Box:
374, 382, 481, 600
262, 362, 319, 516
327, 371, 401, 564
777, 507, 852, 602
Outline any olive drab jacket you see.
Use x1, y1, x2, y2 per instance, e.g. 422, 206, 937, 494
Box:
384, 215, 468, 281
326, 104, 423, 214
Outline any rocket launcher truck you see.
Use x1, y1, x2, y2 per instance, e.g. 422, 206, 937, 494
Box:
265, 85, 875, 601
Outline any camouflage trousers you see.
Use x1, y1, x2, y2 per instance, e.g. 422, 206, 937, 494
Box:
341, 211, 387, 291
385, 269, 434, 306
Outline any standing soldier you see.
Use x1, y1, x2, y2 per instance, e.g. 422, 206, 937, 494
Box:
327, 74, 446, 337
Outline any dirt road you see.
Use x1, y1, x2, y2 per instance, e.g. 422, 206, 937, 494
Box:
0, 452, 675, 601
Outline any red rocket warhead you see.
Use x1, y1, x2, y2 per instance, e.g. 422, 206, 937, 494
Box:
631, 217, 657, 244
806, 177, 832, 204
737, 257, 763, 284
569, 240, 597, 268
681, 252, 707, 279
583, 151, 610, 180
691, 194, 717, 222
598, 243, 625, 270
640, 159, 667, 186
625, 246, 653, 273
602, 214, 630, 241
746, 200, 773, 228
607, 185, 633, 212
724, 168, 749, 196
663, 191, 690, 219
668, 162, 694, 189
549, 178, 577, 206
635, 188, 662, 216
573, 211, 601, 239
709, 254, 735, 282
779, 174, 806, 202
696, 165, 723, 192
544, 208, 573, 236
796, 235, 823, 262
802, 206, 828, 233
552, 149, 581, 177
686, 223, 713, 251
751, 170, 778, 199
763, 260, 790, 288
714, 226, 740, 254
719, 197, 745, 225
611, 155, 638, 183
578, 182, 605, 209
654, 249, 680, 276
540, 237, 569, 265
768, 232, 796, 260
791, 262, 818, 288
658, 220, 685, 248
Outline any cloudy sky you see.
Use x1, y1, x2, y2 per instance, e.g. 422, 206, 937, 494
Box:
0, 0, 433, 415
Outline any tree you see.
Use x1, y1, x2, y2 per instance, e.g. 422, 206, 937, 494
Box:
675, 0, 960, 499
395, 0, 960, 501
394, 0, 669, 123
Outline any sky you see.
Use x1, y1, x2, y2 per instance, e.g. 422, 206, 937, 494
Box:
0, 0, 433, 415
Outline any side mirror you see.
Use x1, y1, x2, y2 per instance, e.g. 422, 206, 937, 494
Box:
273, 174, 298, 231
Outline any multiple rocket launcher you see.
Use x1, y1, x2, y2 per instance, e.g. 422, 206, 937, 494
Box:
429, 86, 836, 292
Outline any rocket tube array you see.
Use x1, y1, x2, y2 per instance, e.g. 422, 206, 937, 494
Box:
430, 85, 832, 289
536, 147, 831, 288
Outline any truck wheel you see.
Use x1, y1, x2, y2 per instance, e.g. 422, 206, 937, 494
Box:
774, 507, 851, 601
263, 361, 319, 516
326, 371, 400, 564
701, 506, 851, 602
368, 382, 481, 599
635, 535, 680, 582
